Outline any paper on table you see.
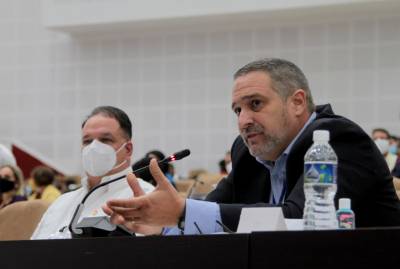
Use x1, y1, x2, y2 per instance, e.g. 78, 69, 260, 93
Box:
284, 218, 304, 230
237, 207, 287, 233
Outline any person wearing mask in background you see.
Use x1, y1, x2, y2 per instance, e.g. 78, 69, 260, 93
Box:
103, 58, 400, 234
388, 135, 400, 179
0, 164, 26, 209
31, 106, 154, 239
372, 128, 400, 176
29, 166, 61, 203
389, 135, 400, 157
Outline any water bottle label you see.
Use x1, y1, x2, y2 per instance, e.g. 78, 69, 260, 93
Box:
304, 162, 337, 184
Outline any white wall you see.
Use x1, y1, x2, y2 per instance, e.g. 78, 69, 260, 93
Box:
42, 0, 374, 30
0, 0, 400, 176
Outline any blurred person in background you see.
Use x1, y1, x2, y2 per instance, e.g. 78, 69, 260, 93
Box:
218, 151, 231, 176
372, 128, 400, 176
389, 135, 400, 179
55, 175, 80, 193
29, 166, 61, 203
389, 135, 400, 157
0, 164, 26, 209
218, 159, 228, 176
165, 163, 176, 183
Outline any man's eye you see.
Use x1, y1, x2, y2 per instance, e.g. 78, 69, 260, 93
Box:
100, 138, 112, 144
233, 107, 241, 116
251, 100, 261, 110
82, 140, 92, 146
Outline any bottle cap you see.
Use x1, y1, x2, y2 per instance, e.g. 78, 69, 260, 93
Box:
313, 130, 330, 142
339, 198, 351, 209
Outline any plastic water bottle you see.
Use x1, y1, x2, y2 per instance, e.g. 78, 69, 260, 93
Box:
337, 198, 355, 229
303, 130, 338, 230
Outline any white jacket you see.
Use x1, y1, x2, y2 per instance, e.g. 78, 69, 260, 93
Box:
31, 167, 154, 239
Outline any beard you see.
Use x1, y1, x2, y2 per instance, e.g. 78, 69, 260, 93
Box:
240, 109, 289, 160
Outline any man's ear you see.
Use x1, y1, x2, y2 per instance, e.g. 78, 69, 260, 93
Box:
126, 141, 133, 157
289, 89, 307, 116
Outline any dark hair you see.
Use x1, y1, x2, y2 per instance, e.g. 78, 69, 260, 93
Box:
372, 128, 390, 139
234, 58, 315, 113
31, 166, 55, 187
145, 150, 165, 161
390, 135, 399, 141
82, 106, 132, 139
219, 159, 227, 173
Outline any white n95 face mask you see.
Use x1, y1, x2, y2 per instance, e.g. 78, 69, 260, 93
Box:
82, 140, 127, 177
374, 138, 389, 155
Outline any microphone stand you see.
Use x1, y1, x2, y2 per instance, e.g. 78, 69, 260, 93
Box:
68, 149, 190, 238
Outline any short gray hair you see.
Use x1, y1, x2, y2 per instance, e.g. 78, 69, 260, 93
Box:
234, 58, 315, 112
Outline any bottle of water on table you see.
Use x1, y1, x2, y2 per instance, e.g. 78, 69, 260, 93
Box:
303, 130, 338, 230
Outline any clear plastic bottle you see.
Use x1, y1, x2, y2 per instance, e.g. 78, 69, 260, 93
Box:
303, 130, 338, 230
337, 198, 355, 229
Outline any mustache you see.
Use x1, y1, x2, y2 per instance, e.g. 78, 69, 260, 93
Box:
241, 124, 264, 136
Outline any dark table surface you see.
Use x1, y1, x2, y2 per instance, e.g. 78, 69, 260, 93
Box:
1, 228, 399, 269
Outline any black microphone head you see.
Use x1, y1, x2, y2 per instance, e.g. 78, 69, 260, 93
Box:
168, 149, 190, 162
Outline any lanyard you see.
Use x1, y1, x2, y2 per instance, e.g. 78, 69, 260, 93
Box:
272, 182, 287, 205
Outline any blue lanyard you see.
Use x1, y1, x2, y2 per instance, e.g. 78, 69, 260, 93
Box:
272, 182, 287, 205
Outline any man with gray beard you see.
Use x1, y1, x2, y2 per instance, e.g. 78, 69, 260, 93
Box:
104, 58, 400, 234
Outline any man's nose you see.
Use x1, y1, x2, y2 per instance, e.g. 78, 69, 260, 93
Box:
238, 109, 254, 129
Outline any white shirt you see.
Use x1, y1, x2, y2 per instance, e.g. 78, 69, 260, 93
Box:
31, 167, 154, 239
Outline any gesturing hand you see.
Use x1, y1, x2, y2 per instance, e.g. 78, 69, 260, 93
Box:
102, 158, 186, 233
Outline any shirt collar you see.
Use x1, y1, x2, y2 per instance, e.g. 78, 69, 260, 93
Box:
283, 111, 316, 155
82, 166, 133, 191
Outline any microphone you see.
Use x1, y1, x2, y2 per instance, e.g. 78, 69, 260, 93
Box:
160, 149, 190, 164
68, 149, 191, 237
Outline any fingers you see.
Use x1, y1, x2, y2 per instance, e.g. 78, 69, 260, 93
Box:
107, 196, 144, 209
102, 204, 113, 216
149, 158, 171, 188
110, 213, 126, 225
124, 223, 163, 235
102, 205, 126, 225
127, 173, 145, 197
106, 198, 147, 223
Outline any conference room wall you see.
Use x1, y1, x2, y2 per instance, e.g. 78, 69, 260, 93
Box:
0, 0, 399, 175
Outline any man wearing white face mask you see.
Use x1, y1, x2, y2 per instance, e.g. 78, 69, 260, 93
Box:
31, 106, 155, 239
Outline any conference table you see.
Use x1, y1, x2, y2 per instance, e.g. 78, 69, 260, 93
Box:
1, 228, 398, 269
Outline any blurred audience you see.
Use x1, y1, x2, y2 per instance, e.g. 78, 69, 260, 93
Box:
0, 164, 27, 209
55, 175, 80, 193
218, 151, 232, 176
372, 128, 400, 178
389, 135, 400, 157
29, 166, 61, 203
165, 163, 176, 183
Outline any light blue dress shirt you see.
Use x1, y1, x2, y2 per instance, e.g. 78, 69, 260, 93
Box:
165, 112, 316, 235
